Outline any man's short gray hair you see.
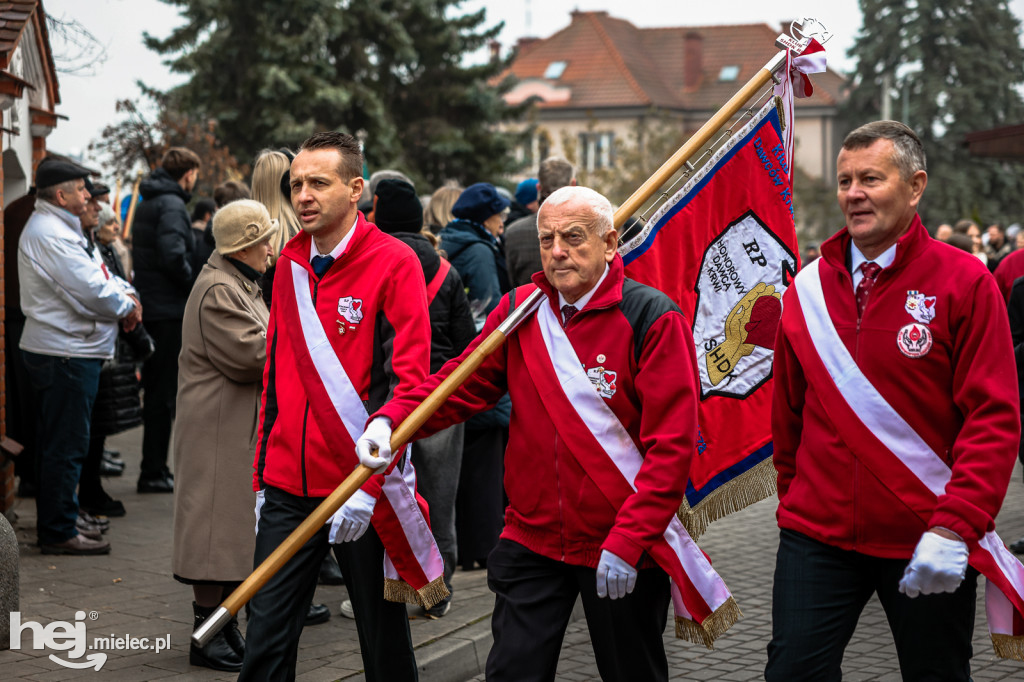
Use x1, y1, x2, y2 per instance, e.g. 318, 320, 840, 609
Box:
538, 156, 575, 203
37, 178, 80, 203
842, 120, 926, 181
538, 186, 614, 237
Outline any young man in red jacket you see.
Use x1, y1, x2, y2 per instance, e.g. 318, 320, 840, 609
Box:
768, 121, 1021, 680
355, 186, 706, 681
240, 132, 442, 681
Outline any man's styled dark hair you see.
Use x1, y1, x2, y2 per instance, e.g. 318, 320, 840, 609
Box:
841, 121, 926, 181
298, 131, 363, 181
214, 180, 251, 208
160, 147, 202, 180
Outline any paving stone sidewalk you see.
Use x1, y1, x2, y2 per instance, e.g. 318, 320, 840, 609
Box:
472, 466, 1024, 682
4, 425, 1024, 681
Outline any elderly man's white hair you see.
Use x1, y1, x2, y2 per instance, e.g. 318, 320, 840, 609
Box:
97, 204, 118, 227
538, 186, 614, 237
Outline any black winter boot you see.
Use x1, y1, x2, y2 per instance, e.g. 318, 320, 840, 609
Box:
190, 602, 243, 671
223, 615, 245, 658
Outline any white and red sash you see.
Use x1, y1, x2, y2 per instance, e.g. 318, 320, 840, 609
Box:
520, 298, 740, 648
278, 259, 447, 608
791, 259, 1024, 659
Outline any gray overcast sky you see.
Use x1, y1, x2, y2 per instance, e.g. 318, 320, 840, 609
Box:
41, 0, 1024, 164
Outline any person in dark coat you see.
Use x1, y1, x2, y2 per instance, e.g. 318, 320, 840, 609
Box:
131, 147, 201, 494
439, 183, 513, 570
440, 183, 511, 326
373, 179, 476, 616
80, 202, 153, 519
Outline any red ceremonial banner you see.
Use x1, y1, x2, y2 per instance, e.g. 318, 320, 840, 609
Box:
620, 102, 798, 537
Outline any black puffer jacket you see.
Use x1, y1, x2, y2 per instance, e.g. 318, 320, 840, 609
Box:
91, 242, 144, 437
392, 232, 476, 372
131, 167, 195, 321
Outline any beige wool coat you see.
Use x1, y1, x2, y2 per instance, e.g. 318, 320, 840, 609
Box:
172, 252, 269, 582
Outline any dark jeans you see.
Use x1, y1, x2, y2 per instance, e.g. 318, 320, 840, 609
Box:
239, 486, 416, 682
486, 538, 670, 682
413, 423, 464, 588
140, 319, 181, 478
766, 528, 977, 681
21, 351, 102, 544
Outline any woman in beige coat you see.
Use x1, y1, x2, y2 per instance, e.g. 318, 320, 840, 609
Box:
172, 200, 278, 672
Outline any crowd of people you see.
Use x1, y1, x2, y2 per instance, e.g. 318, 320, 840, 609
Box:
8, 117, 1024, 681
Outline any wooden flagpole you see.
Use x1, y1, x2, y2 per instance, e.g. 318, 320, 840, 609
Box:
193, 38, 803, 649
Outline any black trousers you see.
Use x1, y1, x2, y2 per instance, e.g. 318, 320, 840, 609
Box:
485, 538, 670, 682
140, 318, 181, 478
766, 528, 977, 681
239, 486, 416, 682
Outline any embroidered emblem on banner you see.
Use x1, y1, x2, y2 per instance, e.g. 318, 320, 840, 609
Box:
692, 210, 797, 399
897, 322, 933, 358
904, 290, 936, 324
338, 296, 364, 324
586, 366, 617, 399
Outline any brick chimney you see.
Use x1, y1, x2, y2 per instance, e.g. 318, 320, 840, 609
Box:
684, 31, 703, 90
489, 39, 501, 63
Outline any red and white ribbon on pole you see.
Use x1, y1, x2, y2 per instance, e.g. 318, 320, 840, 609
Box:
773, 37, 827, 179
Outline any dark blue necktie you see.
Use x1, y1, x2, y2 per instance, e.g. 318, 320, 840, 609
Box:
311, 254, 335, 278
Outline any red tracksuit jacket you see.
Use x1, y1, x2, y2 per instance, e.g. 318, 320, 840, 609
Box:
254, 214, 430, 498
773, 216, 1020, 557
375, 255, 699, 569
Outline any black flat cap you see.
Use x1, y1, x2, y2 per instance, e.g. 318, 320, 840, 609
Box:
35, 158, 91, 190
88, 181, 110, 198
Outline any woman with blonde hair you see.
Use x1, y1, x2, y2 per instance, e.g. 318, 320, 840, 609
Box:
425, 183, 462, 234
251, 149, 303, 305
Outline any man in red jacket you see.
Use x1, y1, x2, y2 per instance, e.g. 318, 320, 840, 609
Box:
768, 121, 1021, 680
356, 186, 707, 681
240, 132, 440, 681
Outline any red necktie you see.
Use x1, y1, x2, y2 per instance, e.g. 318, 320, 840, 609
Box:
561, 305, 578, 326
856, 262, 882, 317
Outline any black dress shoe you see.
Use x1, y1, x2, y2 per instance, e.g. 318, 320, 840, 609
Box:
1010, 537, 1024, 554
305, 603, 330, 626
80, 490, 126, 518
318, 554, 344, 585
137, 475, 174, 493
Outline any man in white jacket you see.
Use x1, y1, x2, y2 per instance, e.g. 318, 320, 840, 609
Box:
18, 159, 141, 555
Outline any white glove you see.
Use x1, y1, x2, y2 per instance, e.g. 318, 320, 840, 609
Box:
328, 489, 377, 543
356, 417, 393, 470
254, 489, 265, 535
596, 550, 637, 600
898, 531, 969, 598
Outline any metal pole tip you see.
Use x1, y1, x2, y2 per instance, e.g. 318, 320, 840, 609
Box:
192, 605, 233, 648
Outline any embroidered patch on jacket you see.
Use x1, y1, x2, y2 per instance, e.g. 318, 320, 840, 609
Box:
338, 296, 364, 324
586, 366, 617, 399
904, 290, 936, 324
897, 323, 933, 358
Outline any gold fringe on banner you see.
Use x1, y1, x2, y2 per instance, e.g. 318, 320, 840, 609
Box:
991, 633, 1024, 661
383, 575, 450, 610
679, 456, 778, 540
675, 596, 743, 649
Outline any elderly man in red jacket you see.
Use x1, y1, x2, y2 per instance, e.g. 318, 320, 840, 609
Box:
356, 186, 716, 681
768, 121, 1021, 680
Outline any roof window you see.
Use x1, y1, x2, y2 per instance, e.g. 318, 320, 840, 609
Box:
719, 65, 740, 82
544, 61, 568, 79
